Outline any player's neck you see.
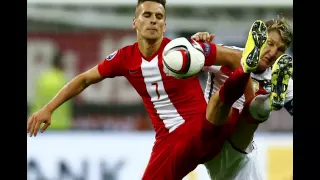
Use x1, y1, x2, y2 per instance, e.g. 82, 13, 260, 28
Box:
138, 37, 163, 58
253, 67, 268, 74
253, 69, 267, 75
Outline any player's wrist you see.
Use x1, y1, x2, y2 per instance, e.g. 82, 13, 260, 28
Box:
43, 103, 55, 113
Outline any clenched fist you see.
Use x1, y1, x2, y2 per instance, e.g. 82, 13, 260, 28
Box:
191, 32, 215, 43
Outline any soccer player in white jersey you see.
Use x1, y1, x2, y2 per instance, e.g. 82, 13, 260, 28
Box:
191, 18, 293, 179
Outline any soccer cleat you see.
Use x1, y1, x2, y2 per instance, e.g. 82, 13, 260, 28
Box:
270, 54, 293, 110
241, 20, 268, 73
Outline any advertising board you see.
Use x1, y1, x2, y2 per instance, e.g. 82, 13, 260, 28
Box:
27, 132, 292, 180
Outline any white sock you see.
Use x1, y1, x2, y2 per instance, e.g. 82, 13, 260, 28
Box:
248, 94, 271, 121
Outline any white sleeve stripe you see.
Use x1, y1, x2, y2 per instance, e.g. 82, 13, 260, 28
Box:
207, 72, 215, 100
218, 44, 244, 51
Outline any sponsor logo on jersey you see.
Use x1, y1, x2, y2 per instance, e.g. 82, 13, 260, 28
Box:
203, 42, 211, 57
106, 50, 118, 61
128, 70, 139, 74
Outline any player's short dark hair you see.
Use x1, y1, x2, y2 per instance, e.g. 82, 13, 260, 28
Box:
265, 16, 293, 48
135, 0, 167, 18
136, 0, 167, 9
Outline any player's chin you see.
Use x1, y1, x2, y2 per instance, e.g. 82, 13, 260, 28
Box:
144, 34, 161, 41
145, 30, 160, 36
257, 61, 269, 72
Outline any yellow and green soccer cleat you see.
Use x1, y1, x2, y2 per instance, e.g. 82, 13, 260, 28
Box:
270, 54, 293, 110
241, 20, 268, 73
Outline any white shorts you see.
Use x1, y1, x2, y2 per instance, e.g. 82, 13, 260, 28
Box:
204, 140, 264, 180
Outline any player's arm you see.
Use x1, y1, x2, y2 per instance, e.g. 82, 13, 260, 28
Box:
43, 67, 104, 113
216, 45, 242, 70
27, 66, 105, 137
196, 41, 242, 70
27, 49, 124, 137
191, 32, 242, 70
44, 50, 124, 113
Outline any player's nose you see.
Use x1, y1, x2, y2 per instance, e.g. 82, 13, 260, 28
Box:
269, 48, 278, 58
150, 19, 156, 25
150, 15, 157, 24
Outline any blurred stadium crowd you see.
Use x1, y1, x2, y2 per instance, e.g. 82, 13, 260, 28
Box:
27, 0, 293, 132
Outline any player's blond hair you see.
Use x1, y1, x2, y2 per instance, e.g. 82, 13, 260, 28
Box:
265, 16, 293, 48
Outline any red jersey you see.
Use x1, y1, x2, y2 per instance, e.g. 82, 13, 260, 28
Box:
98, 38, 217, 139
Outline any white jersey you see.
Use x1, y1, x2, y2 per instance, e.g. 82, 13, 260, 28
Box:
202, 46, 293, 180
203, 46, 293, 112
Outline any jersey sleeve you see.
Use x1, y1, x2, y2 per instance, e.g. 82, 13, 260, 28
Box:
196, 41, 217, 66
97, 49, 124, 78
284, 78, 293, 116
220, 45, 244, 52
202, 65, 221, 73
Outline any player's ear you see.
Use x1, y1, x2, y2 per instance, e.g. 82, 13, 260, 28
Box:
163, 22, 166, 33
132, 17, 137, 29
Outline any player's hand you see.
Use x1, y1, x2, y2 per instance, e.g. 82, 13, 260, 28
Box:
27, 108, 52, 137
191, 32, 215, 43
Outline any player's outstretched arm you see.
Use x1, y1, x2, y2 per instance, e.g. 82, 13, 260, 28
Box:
214, 45, 242, 70
27, 66, 104, 137
191, 32, 242, 70
44, 66, 103, 113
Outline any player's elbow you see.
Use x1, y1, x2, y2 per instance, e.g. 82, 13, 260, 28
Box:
75, 73, 90, 88
79, 66, 104, 87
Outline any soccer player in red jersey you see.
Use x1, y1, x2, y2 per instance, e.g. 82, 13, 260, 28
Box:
27, 0, 269, 179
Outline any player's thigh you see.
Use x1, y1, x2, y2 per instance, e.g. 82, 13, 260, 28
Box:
206, 90, 233, 125
204, 141, 263, 180
196, 112, 236, 164
142, 132, 199, 180
201, 107, 239, 140
229, 110, 259, 151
